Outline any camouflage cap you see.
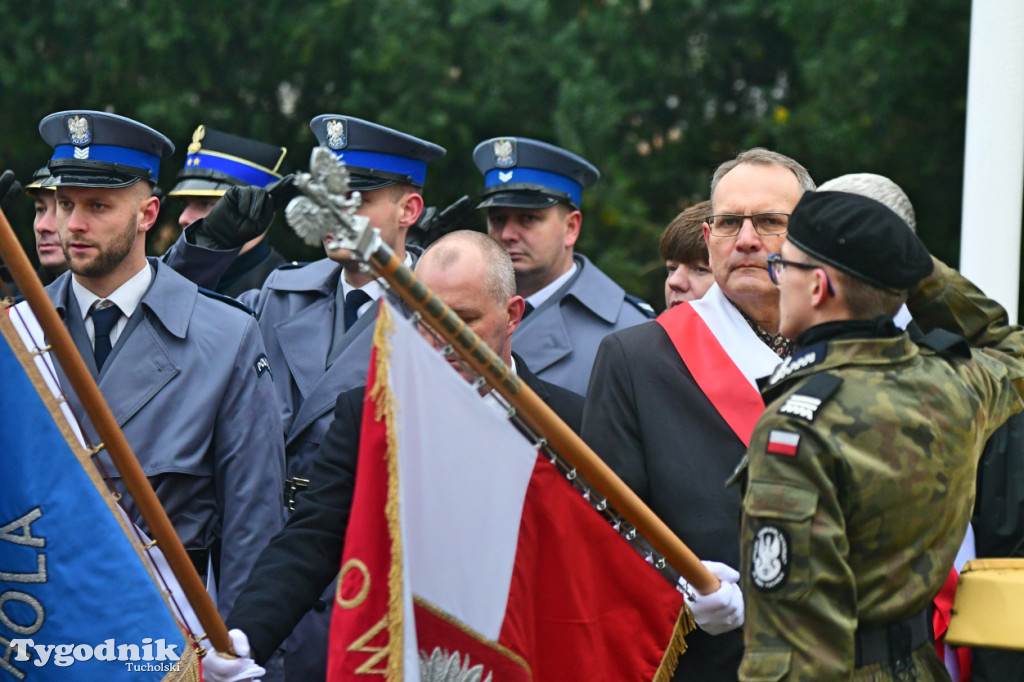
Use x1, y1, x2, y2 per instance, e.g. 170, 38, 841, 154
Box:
788, 190, 932, 292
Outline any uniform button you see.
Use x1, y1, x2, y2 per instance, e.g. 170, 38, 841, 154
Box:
314, 599, 327, 612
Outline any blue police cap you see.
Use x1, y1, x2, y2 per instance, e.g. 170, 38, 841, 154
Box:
39, 110, 174, 189
473, 137, 600, 210
170, 125, 287, 197
309, 115, 445, 191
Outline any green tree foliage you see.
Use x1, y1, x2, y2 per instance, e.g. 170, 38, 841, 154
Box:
0, 0, 970, 309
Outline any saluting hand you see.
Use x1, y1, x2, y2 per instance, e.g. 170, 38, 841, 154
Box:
189, 186, 276, 250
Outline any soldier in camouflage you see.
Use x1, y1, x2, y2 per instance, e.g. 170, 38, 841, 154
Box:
736, 190, 1024, 680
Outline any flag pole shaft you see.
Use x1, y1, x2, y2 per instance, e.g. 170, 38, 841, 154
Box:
368, 244, 720, 595
0, 209, 234, 655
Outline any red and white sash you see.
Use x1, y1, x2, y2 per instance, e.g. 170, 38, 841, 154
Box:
656, 284, 780, 446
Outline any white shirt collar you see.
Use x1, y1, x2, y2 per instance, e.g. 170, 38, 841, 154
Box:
525, 262, 578, 309
72, 261, 153, 322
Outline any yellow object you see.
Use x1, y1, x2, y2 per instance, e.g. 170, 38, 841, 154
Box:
946, 558, 1024, 650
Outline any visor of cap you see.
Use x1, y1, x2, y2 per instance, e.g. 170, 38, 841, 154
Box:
169, 176, 240, 197
476, 189, 562, 210
48, 169, 144, 189
347, 173, 398, 191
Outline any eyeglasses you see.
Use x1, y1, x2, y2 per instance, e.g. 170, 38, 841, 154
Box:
766, 253, 835, 296
707, 213, 790, 238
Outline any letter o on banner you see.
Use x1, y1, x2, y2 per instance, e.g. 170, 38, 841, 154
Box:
336, 559, 371, 609
73, 644, 93, 661
0, 591, 44, 636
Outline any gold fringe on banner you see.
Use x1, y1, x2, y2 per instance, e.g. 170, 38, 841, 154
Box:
368, 304, 405, 681
652, 604, 696, 682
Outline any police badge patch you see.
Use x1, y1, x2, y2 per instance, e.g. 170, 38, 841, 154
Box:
326, 119, 346, 150
493, 138, 516, 168
253, 353, 272, 379
751, 525, 790, 591
67, 115, 91, 146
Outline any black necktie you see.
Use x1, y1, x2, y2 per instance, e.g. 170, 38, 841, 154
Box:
90, 304, 122, 370
522, 301, 535, 319
343, 289, 372, 331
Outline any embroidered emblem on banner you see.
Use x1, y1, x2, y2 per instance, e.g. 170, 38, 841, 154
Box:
188, 125, 206, 155
493, 138, 516, 168
498, 170, 514, 183
349, 616, 389, 674
752, 525, 789, 591
778, 394, 822, 421
253, 353, 272, 379
326, 119, 347, 150
67, 115, 91, 145
766, 429, 800, 456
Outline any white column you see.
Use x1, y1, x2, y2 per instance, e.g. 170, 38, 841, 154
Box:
960, 0, 1024, 323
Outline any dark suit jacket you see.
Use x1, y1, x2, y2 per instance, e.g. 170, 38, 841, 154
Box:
228, 355, 583, 663
581, 320, 746, 681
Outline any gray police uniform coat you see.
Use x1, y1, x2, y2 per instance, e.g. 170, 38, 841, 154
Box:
164, 235, 403, 478
512, 253, 652, 395
239, 256, 415, 481
46, 259, 286, 617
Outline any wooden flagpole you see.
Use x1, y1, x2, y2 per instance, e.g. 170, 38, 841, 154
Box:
0, 209, 234, 656
367, 242, 721, 596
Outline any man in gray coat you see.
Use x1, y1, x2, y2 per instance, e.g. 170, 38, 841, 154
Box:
163, 115, 445, 488
38, 109, 286, 619
473, 137, 653, 395
164, 115, 445, 680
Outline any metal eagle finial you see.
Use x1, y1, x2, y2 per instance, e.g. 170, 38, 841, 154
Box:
286, 146, 375, 255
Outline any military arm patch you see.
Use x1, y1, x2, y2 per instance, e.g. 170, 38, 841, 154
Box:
751, 525, 790, 591
253, 353, 272, 379
766, 429, 800, 456
777, 373, 843, 422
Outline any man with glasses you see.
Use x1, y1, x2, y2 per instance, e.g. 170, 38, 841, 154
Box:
582, 148, 813, 680
737, 189, 1024, 679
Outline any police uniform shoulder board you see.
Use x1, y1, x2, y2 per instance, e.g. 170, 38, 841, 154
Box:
624, 293, 656, 319
276, 261, 310, 271
198, 287, 255, 316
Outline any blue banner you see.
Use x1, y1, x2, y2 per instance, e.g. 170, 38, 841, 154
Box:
0, 326, 191, 681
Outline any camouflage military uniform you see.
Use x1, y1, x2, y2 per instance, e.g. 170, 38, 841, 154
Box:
737, 261, 1024, 681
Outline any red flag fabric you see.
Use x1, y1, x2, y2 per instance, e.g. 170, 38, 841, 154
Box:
327, 303, 688, 681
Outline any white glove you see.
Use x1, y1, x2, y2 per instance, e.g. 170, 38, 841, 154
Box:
202, 629, 266, 682
687, 561, 744, 635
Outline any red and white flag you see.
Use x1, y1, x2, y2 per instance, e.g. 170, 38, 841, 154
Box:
327, 302, 688, 681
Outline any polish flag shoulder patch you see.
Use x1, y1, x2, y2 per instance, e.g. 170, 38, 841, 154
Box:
766, 429, 800, 457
